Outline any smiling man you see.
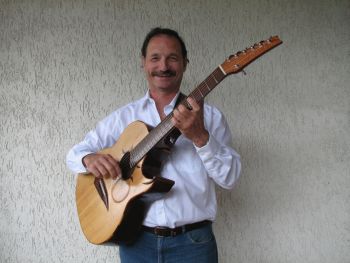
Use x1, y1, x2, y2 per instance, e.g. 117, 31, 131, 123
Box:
66, 27, 241, 263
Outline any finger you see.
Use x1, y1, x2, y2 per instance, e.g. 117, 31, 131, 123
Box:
171, 115, 181, 128
176, 105, 193, 121
187, 97, 200, 111
106, 154, 122, 179
89, 166, 103, 178
176, 104, 187, 114
173, 107, 185, 121
95, 160, 111, 178
99, 156, 119, 179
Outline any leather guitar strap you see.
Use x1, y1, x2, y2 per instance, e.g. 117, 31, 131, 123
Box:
175, 92, 186, 108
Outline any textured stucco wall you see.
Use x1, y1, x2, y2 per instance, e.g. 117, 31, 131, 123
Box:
0, 0, 349, 262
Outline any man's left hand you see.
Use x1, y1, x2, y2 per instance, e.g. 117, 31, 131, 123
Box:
171, 97, 209, 147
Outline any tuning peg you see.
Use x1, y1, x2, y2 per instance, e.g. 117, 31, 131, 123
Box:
228, 54, 237, 59
253, 43, 260, 49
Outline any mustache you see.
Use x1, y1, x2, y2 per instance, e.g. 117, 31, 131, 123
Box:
151, 70, 176, 77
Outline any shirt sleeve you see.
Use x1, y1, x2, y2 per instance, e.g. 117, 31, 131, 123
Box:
194, 108, 241, 189
66, 113, 122, 174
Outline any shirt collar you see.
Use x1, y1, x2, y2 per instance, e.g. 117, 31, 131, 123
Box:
143, 90, 181, 110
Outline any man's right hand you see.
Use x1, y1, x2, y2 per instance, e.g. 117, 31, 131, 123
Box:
82, 153, 121, 179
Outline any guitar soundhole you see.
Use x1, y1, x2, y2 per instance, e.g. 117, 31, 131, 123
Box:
111, 178, 130, 203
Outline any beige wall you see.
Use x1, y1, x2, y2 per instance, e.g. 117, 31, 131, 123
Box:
0, 0, 349, 262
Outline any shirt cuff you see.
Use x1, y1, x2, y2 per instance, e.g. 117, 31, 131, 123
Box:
194, 134, 220, 162
67, 150, 94, 174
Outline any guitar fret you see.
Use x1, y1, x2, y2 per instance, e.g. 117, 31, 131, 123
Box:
198, 88, 204, 98
193, 90, 201, 101
206, 78, 213, 91
204, 81, 211, 91
209, 75, 217, 89
213, 74, 218, 84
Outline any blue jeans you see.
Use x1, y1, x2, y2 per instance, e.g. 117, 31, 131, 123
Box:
119, 224, 218, 263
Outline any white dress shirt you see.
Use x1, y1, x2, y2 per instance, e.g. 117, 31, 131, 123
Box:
66, 91, 241, 227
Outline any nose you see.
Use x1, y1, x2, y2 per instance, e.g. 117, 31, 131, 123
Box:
159, 58, 169, 71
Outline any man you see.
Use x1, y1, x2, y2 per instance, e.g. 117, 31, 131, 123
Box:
67, 27, 241, 262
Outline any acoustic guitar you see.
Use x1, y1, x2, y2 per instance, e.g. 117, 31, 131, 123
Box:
75, 36, 282, 245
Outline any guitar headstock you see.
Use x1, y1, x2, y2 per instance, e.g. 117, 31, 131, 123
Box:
220, 36, 282, 75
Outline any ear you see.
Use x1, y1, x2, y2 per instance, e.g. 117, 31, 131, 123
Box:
141, 56, 146, 69
183, 58, 188, 71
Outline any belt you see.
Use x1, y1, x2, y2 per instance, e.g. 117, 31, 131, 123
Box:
142, 220, 211, 237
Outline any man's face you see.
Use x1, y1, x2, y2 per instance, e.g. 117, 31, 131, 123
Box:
142, 35, 187, 94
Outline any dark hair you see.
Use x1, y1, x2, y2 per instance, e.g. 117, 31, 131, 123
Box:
141, 27, 188, 60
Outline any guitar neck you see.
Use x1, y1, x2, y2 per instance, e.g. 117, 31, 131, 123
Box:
129, 67, 226, 166
186, 67, 226, 104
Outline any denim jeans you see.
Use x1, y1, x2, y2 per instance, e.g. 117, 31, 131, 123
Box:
119, 224, 218, 263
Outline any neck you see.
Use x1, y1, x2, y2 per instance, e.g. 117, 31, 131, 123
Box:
149, 89, 179, 120
149, 89, 178, 103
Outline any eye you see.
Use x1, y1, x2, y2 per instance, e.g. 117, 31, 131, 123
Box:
169, 55, 179, 62
150, 55, 159, 62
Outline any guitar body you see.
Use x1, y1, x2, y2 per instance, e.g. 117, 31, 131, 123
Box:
76, 121, 175, 245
